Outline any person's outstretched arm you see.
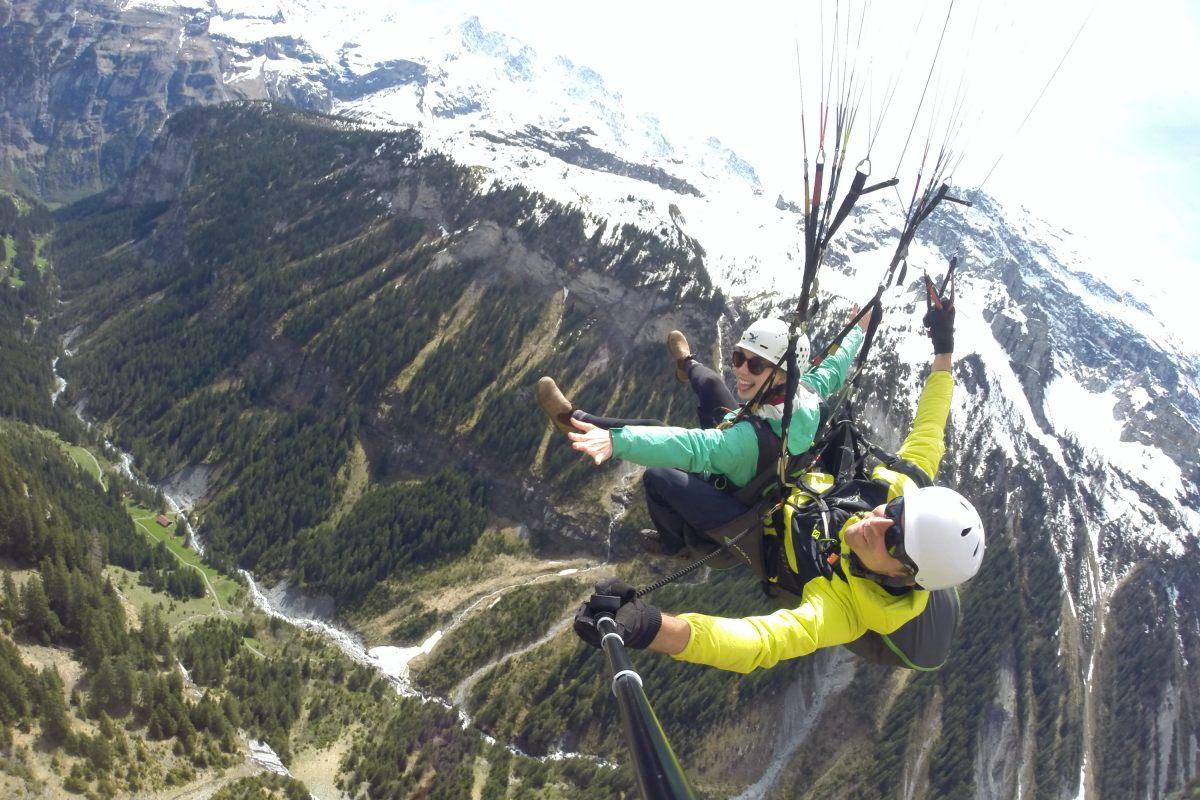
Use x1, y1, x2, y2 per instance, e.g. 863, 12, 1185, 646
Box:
894, 304, 955, 480
568, 417, 763, 487
574, 578, 861, 673
799, 309, 869, 399
649, 581, 864, 673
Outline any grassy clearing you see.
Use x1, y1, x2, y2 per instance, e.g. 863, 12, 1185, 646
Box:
34, 236, 47, 275
107, 563, 273, 662
329, 439, 369, 526
3, 232, 21, 286
29, 425, 242, 623
35, 428, 112, 486
65, 442, 105, 484
34, 428, 108, 484
125, 501, 240, 609
106, 565, 226, 633
2, 235, 50, 285
288, 733, 355, 800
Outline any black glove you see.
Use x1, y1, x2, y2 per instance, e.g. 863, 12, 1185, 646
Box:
922, 300, 955, 354
573, 578, 662, 650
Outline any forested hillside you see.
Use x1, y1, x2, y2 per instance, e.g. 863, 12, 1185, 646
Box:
6, 97, 1197, 800
0, 192, 61, 425
54, 103, 723, 607
1, 180, 639, 796
0, 417, 635, 797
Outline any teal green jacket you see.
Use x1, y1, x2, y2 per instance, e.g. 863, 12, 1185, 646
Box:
610, 328, 864, 488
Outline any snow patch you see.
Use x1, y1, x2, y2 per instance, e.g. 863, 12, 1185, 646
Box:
1043, 372, 1186, 506
122, 0, 207, 11
1127, 385, 1152, 412
369, 631, 444, 684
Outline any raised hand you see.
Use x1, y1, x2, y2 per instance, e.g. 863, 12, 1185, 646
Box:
568, 416, 613, 465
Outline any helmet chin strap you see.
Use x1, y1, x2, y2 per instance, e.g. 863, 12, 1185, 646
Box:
846, 551, 919, 590
761, 382, 789, 405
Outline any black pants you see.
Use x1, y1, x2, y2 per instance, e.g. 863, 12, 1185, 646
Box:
641, 467, 754, 554
572, 361, 737, 430
574, 361, 749, 554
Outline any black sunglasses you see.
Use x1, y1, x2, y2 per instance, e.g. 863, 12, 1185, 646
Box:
731, 350, 773, 376
883, 497, 920, 578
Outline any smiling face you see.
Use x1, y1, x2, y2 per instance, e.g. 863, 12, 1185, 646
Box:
843, 504, 915, 581
732, 348, 785, 402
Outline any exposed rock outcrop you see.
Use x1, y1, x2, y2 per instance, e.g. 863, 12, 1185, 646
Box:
0, 0, 236, 201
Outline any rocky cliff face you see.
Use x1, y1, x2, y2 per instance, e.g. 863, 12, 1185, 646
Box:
0, 0, 239, 202
818, 190, 1200, 800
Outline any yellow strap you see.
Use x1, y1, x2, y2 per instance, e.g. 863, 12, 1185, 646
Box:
779, 473, 836, 574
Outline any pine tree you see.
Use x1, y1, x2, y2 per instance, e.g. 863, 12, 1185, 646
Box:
0, 195, 15, 233
37, 666, 70, 744
0, 572, 18, 626
40, 559, 70, 629
8, 506, 37, 563
113, 658, 137, 712
136, 604, 171, 663
148, 707, 170, 740
21, 576, 63, 644
13, 228, 33, 275
20, 252, 46, 306
89, 658, 119, 716
0, 640, 31, 726
97, 710, 117, 739
220, 694, 241, 728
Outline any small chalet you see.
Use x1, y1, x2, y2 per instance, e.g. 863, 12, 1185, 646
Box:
156, 514, 171, 528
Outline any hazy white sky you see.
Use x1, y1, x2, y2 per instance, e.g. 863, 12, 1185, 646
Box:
420, 0, 1200, 351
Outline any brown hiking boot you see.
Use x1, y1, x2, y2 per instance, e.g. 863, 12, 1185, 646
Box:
536, 377, 575, 434
638, 529, 684, 557
667, 330, 693, 382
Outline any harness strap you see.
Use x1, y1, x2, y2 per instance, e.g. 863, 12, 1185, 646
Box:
635, 506, 773, 598
730, 415, 786, 505
860, 437, 933, 488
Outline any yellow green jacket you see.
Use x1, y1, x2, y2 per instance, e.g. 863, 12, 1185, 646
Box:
673, 369, 954, 673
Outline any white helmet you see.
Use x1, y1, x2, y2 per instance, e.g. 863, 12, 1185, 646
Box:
735, 318, 808, 371
900, 486, 986, 591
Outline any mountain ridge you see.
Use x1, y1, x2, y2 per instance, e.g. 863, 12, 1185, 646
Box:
44, 100, 1200, 799
2, 3, 1199, 797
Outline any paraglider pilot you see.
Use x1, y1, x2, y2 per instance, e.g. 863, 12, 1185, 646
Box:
569, 296, 986, 672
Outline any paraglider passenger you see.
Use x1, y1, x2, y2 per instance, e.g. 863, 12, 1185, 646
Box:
536, 311, 869, 556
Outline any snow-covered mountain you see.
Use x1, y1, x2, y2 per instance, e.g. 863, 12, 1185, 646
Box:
3, 0, 797, 288
4, 2, 1199, 795
205, 0, 1200, 542
196, 1, 795, 292
827, 193, 1200, 558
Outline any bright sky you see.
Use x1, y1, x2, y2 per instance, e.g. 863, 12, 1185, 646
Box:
413, 0, 1200, 353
